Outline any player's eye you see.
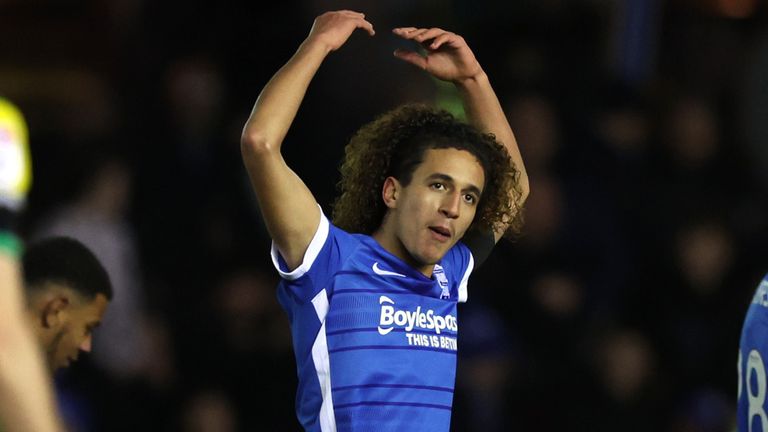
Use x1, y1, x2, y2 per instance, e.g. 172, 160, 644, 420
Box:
431, 183, 446, 190
463, 194, 477, 204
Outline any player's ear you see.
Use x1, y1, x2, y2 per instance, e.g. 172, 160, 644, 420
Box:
42, 295, 69, 329
382, 176, 400, 209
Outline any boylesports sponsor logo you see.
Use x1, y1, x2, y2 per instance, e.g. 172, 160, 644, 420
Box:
377, 295, 458, 336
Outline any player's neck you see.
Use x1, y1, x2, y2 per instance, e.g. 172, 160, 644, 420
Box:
371, 224, 433, 278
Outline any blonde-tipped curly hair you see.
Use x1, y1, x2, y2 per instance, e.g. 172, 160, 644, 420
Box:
332, 103, 524, 239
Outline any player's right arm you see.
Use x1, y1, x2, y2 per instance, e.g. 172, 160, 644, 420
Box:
0, 97, 63, 432
0, 257, 63, 432
241, 10, 374, 270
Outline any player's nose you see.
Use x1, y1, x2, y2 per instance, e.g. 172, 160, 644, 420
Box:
439, 192, 460, 219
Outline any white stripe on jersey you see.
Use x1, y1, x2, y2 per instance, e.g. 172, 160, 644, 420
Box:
458, 252, 474, 303
311, 289, 336, 431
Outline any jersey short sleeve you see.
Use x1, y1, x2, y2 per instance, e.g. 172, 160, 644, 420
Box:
271, 210, 360, 303
441, 241, 474, 303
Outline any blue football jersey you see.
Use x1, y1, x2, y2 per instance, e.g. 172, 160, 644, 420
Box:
738, 274, 768, 432
272, 212, 474, 432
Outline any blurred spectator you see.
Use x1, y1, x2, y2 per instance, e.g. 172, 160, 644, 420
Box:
33, 151, 152, 380
180, 390, 238, 432
590, 329, 667, 432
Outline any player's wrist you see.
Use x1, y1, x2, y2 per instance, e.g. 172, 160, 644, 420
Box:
453, 69, 488, 88
299, 36, 334, 57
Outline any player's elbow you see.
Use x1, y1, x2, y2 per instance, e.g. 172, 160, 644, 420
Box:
241, 130, 278, 159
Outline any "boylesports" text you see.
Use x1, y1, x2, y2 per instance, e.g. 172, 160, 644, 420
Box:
377, 295, 458, 336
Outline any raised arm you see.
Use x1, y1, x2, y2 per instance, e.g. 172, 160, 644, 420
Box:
241, 11, 374, 269
392, 27, 529, 242
0, 255, 62, 432
0, 97, 62, 432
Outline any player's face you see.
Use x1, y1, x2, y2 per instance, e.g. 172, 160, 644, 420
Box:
384, 148, 484, 273
46, 293, 109, 371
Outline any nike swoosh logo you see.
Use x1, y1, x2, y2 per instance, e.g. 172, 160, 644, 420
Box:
372, 262, 406, 278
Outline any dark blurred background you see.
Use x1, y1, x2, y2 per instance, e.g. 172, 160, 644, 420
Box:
3, 0, 768, 430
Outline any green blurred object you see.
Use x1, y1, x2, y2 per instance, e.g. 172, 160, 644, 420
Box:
434, 77, 466, 121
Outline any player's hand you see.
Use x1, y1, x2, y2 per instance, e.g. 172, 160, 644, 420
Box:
0, 98, 32, 213
306, 10, 375, 53
392, 27, 483, 84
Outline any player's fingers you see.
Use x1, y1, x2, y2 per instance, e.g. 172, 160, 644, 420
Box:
356, 18, 375, 36
393, 48, 427, 69
399, 28, 430, 41
428, 33, 455, 50
413, 28, 446, 43
393, 27, 418, 34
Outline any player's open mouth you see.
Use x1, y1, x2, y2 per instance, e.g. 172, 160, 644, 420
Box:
429, 226, 451, 241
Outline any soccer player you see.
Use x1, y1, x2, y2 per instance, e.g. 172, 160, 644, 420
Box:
241, 10, 528, 431
738, 274, 768, 432
0, 97, 63, 431
22, 236, 112, 372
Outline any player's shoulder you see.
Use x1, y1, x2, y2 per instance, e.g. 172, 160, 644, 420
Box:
441, 241, 473, 272
326, 221, 371, 253
741, 276, 768, 339
322, 222, 383, 271
749, 276, 768, 309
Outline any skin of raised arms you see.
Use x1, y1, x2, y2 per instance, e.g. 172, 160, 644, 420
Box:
240, 11, 375, 270
0, 97, 63, 432
391, 27, 529, 242
0, 257, 63, 432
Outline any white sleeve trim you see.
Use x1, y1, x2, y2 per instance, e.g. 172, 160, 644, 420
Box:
270, 209, 330, 281
458, 251, 474, 303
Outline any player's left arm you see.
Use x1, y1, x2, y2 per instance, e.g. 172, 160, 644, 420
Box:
392, 27, 529, 244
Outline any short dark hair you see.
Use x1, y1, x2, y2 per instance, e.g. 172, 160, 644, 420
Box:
22, 236, 113, 301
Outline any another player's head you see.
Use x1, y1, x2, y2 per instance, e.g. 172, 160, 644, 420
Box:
333, 104, 523, 268
22, 237, 112, 371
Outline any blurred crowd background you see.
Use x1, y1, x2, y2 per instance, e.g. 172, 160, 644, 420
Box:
3, 0, 768, 430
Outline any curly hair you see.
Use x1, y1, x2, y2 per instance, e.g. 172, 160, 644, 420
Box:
332, 103, 524, 239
